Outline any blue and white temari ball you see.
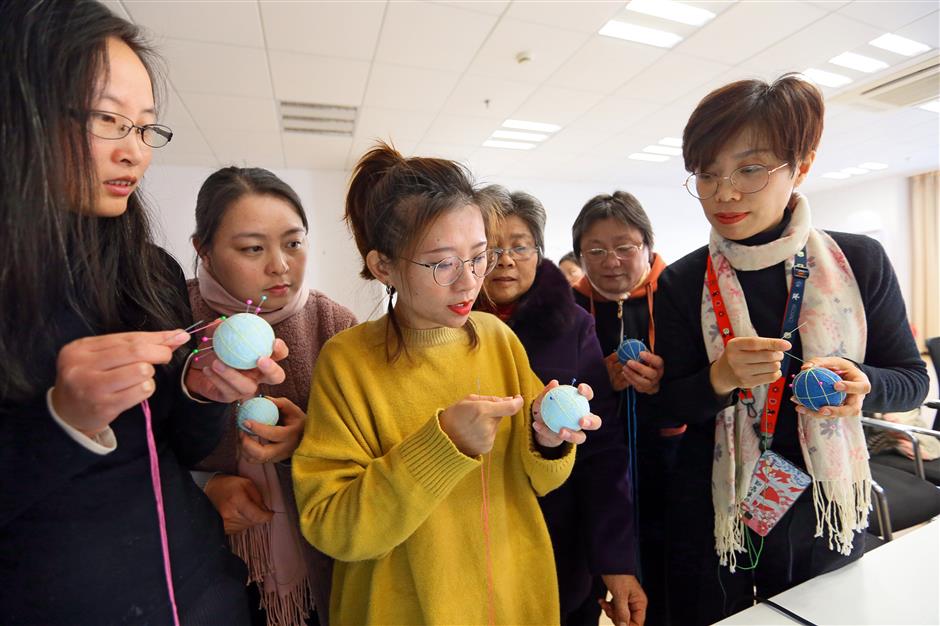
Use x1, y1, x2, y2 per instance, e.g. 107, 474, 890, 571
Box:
541, 385, 590, 434
213, 313, 275, 369
791, 367, 846, 412
237, 396, 279, 432
616, 338, 648, 364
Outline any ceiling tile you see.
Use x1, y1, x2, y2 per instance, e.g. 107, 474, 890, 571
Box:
204, 129, 285, 169
504, 1, 626, 33
511, 86, 606, 127
442, 74, 539, 118
159, 125, 214, 156
423, 114, 499, 145
563, 96, 661, 135
806, 0, 852, 10
375, 2, 497, 71
434, 1, 510, 16
161, 39, 272, 97
159, 88, 198, 130
739, 12, 882, 77
268, 50, 370, 106
678, 2, 827, 65
180, 93, 279, 132
260, 1, 385, 60
125, 1, 264, 47
150, 151, 219, 168
467, 18, 592, 83
412, 142, 478, 161
615, 52, 732, 105
282, 133, 353, 170
837, 1, 939, 32
548, 35, 666, 93
354, 107, 435, 145
537, 129, 610, 156
363, 64, 461, 113
894, 10, 940, 50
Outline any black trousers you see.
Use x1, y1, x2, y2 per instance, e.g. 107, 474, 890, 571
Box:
666, 474, 865, 626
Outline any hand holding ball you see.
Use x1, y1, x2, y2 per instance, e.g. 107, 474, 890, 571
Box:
540, 385, 591, 433
213, 313, 275, 369
791, 367, 846, 412
236, 396, 279, 433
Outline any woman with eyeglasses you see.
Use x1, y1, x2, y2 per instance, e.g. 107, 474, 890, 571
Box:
292, 143, 602, 624
655, 74, 928, 625
570, 192, 679, 626
0, 3, 288, 623
187, 167, 357, 626
475, 185, 647, 626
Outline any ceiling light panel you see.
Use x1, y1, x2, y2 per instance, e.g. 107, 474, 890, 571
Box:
482, 139, 536, 150
802, 68, 853, 88
643, 144, 683, 156
599, 20, 683, 48
629, 152, 670, 162
869, 33, 931, 56
829, 52, 889, 73
491, 129, 549, 142
502, 119, 562, 133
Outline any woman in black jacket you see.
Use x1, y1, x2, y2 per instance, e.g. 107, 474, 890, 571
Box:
0, 3, 285, 623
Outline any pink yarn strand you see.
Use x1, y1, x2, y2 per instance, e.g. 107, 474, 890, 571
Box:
141, 399, 181, 626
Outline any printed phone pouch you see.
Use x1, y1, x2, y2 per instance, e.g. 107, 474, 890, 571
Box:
740, 450, 812, 536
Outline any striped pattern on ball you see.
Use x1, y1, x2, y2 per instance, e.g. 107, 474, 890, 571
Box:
791, 367, 846, 412
541, 385, 590, 434
213, 313, 275, 370
617, 338, 648, 364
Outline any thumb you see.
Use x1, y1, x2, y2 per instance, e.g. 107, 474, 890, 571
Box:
476, 395, 523, 419
241, 479, 270, 511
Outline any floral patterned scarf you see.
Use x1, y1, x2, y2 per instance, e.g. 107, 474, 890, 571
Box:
702, 195, 871, 570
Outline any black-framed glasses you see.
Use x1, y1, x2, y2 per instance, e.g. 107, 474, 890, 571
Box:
407, 249, 500, 286
493, 245, 541, 262
582, 244, 644, 262
683, 162, 790, 199
85, 109, 174, 148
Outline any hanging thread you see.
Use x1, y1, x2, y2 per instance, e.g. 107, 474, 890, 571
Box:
141, 399, 180, 626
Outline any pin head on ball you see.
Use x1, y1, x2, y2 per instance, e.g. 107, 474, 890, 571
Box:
540, 385, 590, 433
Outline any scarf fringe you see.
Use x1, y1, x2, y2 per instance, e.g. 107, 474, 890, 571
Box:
229, 523, 315, 626
812, 476, 871, 555
714, 510, 745, 572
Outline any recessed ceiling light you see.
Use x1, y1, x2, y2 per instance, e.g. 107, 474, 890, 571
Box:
841, 167, 870, 175
859, 162, 889, 170
643, 144, 683, 156
869, 33, 931, 57
629, 153, 670, 162
502, 119, 561, 133
482, 139, 536, 150
801, 68, 853, 88
822, 172, 851, 179
491, 129, 549, 142
599, 20, 683, 48
625, 0, 715, 27
917, 99, 940, 113
829, 52, 889, 73
658, 137, 683, 147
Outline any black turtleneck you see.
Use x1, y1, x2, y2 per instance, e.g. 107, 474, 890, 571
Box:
654, 213, 928, 474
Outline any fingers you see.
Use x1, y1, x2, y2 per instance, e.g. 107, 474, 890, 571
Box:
474, 395, 523, 419
92, 362, 156, 394
254, 356, 287, 386
576, 382, 594, 401
733, 337, 792, 352
268, 396, 305, 420
578, 413, 602, 431
270, 338, 289, 362
236, 482, 274, 525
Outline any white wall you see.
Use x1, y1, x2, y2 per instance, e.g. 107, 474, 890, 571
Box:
143, 165, 913, 324
807, 175, 912, 310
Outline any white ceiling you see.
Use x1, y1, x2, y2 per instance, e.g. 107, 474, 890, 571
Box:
110, 0, 939, 193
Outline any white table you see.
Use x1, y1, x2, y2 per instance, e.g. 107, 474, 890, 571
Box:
715, 520, 940, 625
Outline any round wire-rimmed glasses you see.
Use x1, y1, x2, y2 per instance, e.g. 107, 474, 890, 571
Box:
406, 248, 500, 286
684, 162, 790, 199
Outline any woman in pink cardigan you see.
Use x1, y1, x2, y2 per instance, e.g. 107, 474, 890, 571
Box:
188, 166, 356, 626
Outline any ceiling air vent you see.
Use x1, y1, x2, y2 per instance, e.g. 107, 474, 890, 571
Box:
831, 55, 940, 110
279, 101, 357, 136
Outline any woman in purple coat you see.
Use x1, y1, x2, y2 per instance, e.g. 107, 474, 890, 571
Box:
475, 185, 647, 626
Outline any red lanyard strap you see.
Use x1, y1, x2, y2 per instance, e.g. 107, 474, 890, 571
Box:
706, 250, 809, 450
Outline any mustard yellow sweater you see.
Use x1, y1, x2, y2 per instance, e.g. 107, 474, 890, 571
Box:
293, 312, 575, 625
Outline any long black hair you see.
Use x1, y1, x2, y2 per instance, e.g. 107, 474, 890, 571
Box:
0, 0, 188, 401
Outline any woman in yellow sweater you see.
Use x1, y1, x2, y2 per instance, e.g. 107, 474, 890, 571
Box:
293, 143, 601, 625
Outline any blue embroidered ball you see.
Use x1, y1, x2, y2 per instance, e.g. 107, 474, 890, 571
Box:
541, 385, 590, 434
237, 396, 279, 433
617, 338, 648, 364
213, 313, 275, 370
792, 367, 846, 412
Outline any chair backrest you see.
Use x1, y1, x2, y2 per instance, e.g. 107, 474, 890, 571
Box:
926, 337, 940, 429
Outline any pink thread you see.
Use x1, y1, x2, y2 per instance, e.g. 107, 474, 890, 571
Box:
141, 399, 180, 626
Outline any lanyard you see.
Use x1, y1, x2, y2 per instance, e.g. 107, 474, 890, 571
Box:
706, 249, 809, 451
